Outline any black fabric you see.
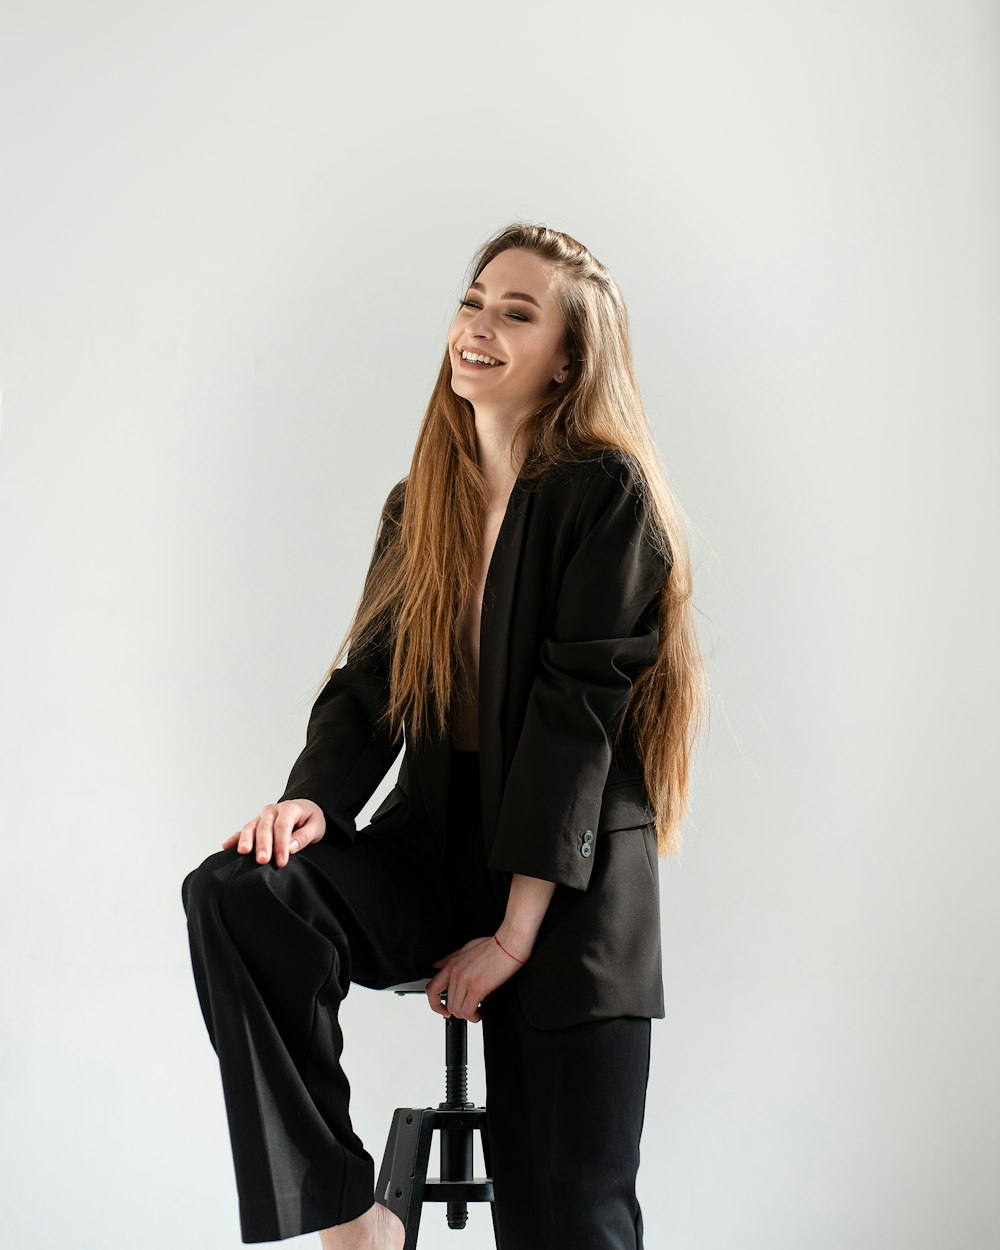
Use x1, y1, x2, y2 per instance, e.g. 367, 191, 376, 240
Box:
274, 454, 669, 1031
182, 748, 651, 1246
444, 746, 505, 935
482, 979, 651, 1250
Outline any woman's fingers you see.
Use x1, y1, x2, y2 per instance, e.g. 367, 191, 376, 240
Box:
440, 983, 482, 1023
254, 815, 274, 864
221, 802, 325, 866
221, 819, 258, 855
239, 820, 256, 855
424, 937, 513, 1021
219, 816, 266, 857
424, 963, 479, 1022
273, 806, 298, 868
273, 803, 324, 866
424, 967, 451, 1017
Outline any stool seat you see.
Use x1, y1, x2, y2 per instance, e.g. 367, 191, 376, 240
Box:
383, 977, 434, 994
374, 983, 499, 1248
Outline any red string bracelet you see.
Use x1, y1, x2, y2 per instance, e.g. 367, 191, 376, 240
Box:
494, 933, 526, 963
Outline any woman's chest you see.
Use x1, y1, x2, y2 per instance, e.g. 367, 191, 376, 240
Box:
456, 489, 522, 675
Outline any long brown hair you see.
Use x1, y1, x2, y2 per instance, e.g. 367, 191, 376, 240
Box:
315, 222, 707, 859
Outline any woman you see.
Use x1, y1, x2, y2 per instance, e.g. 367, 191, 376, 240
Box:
182, 222, 706, 1249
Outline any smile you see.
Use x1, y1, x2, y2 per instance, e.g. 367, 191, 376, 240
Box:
457, 347, 505, 368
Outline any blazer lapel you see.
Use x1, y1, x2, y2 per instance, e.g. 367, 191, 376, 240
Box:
409, 471, 535, 862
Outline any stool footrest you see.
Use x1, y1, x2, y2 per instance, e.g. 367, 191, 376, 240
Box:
432, 1107, 487, 1128
422, 1179, 495, 1202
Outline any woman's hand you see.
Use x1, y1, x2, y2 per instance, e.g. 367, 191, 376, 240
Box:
425, 933, 529, 1023
220, 799, 327, 868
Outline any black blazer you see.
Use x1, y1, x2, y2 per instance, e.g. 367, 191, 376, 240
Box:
277, 450, 672, 1030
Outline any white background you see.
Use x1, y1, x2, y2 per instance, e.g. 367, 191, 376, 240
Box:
1, 2, 997, 1247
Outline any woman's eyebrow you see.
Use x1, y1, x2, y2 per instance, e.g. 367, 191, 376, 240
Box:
468, 281, 542, 309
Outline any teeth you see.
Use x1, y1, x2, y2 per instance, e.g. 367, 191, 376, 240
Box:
461, 349, 502, 365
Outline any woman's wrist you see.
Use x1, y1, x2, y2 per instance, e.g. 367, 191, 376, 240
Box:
493, 931, 529, 963
495, 873, 557, 962
494, 917, 536, 963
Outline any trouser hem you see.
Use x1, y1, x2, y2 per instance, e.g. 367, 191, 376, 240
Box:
237, 1162, 375, 1243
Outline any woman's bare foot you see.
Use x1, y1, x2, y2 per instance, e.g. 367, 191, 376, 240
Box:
318, 1199, 405, 1250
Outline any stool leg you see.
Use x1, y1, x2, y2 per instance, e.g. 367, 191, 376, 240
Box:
478, 1116, 501, 1247
376, 1107, 436, 1250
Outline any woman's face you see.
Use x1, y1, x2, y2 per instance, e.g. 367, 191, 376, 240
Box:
448, 248, 571, 420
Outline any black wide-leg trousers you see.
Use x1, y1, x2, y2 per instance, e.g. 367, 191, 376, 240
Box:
181, 748, 652, 1248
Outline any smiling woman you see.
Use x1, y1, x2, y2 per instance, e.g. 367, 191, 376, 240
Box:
445, 250, 572, 439
181, 221, 707, 1250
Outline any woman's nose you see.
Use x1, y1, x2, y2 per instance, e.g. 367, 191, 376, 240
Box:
467, 311, 498, 336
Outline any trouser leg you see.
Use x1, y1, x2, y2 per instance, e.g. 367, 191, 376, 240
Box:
447, 746, 654, 1248
181, 831, 456, 1244
481, 979, 653, 1250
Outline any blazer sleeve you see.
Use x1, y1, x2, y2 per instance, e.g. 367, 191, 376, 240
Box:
485, 458, 671, 892
275, 481, 405, 849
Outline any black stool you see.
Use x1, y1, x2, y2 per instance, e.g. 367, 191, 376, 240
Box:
375, 976, 499, 1249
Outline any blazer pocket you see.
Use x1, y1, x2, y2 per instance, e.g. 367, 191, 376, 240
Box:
597, 781, 656, 834
368, 784, 408, 824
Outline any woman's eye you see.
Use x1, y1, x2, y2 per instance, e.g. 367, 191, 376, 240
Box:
458, 299, 529, 322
